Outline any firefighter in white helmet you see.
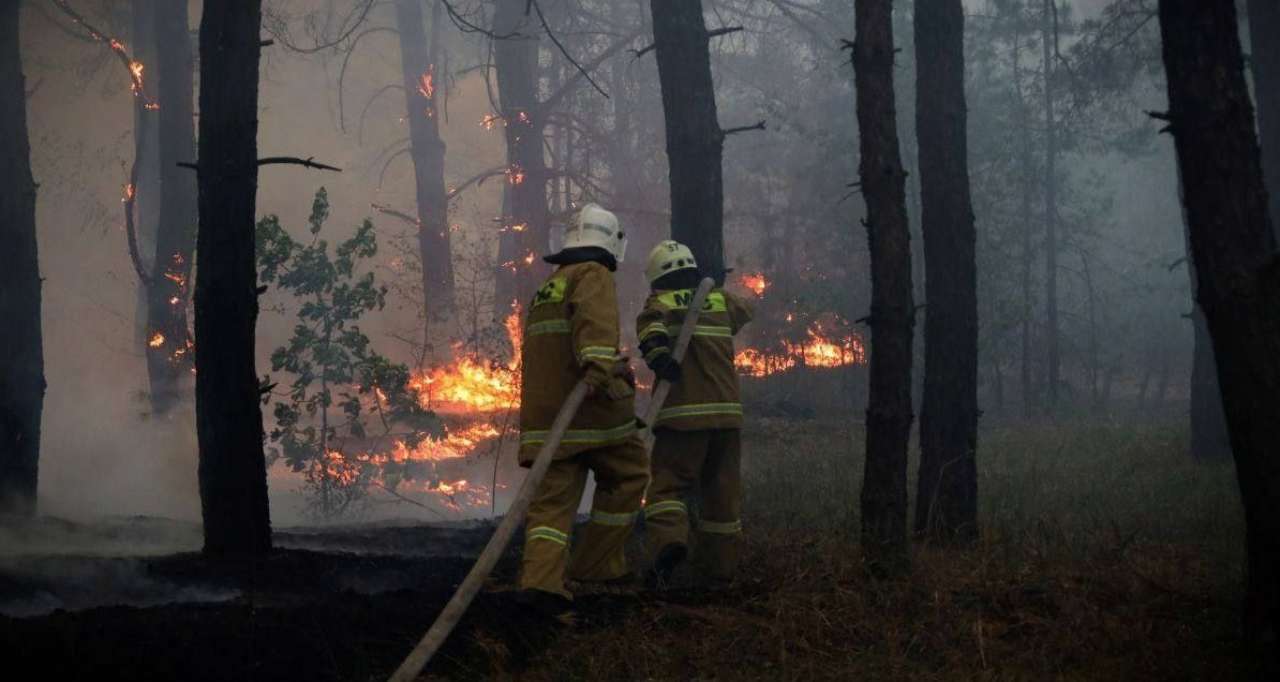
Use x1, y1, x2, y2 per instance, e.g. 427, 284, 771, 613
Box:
637, 240, 753, 586
515, 203, 648, 614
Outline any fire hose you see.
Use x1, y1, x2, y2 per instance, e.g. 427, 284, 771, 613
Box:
387, 277, 716, 682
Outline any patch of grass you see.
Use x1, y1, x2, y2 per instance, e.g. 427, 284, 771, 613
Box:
515, 417, 1258, 680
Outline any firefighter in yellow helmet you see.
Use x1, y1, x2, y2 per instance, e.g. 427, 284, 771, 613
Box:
637, 240, 753, 586
515, 203, 648, 614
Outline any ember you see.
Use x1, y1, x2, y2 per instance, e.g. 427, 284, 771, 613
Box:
739, 272, 770, 297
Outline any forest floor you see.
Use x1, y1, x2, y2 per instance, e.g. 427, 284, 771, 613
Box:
0, 415, 1268, 680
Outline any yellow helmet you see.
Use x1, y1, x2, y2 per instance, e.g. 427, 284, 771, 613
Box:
645, 240, 698, 284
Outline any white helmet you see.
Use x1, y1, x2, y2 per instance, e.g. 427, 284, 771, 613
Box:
645, 240, 698, 284
550, 203, 628, 262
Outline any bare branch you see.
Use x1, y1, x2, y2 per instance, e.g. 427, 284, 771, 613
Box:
371, 203, 420, 226
540, 28, 643, 115
447, 167, 509, 202
530, 0, 608, 99
258, 156, 344, 171
49, 0, 157, 108
263, 0, 377, 54
722, 120, 767, 137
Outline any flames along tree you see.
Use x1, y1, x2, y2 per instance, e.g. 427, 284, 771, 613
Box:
914, 0, 979, 541
850, 0, 915, 572
1157, 0, 1280, 654
0, 0, 45, 517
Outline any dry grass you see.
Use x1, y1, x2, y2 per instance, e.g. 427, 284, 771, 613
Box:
513, 416, 1263, 680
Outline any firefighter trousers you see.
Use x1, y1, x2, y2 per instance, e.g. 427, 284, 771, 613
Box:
644, 428, 742, 580
519, 435, 648, 599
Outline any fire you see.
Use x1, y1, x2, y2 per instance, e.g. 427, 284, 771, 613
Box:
507, 164, 526, 185
734, 323, 866, 377
122, 183, 135, 202
481, 113, 502, 130
148, 332, 165, 348
391, 422, 503, 462
515, 110, 531, 125
409, 301, 522, 413
417, 64, 436, 100
164, 271, 186, 288
739, 272, 770, 297
169, 296, 181, 306
522, 251, 536, 265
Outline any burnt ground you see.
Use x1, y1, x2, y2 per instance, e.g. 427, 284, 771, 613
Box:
0, 517, 702, 681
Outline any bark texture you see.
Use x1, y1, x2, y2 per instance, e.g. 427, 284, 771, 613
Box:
145, 0, 197, 414
395, 0, 453, 318
1249, 0, 1280, 247
914, 0, 979, 541
1159, 0, 1280, 655
493, 0, 549, 307
195, 0, 272, 555
0, 0, 44, 517
852, 0, 914, 572
650, 0, 727, 281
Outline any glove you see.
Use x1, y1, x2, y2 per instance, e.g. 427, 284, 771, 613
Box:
650, 353, 682, 383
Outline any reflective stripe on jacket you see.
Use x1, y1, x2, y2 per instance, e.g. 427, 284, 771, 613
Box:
635, 287, 753, 430
519, 261, 636, 464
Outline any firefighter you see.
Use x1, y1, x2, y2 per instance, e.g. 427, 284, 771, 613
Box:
637, 240, 753, 586
515, 203, 648, 614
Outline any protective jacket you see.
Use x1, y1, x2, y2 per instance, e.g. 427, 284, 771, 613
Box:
636, 287, 753, 430
519, 261, 636, 464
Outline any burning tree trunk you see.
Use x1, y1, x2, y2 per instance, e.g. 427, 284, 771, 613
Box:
493, 0, 548, 307
1041, 0, 1061, 409
851, 0, 914, 573
194, 0, 272, 555
913, 0, 979, 542
395, 0, 454, 322
145, 0, 198, 414
0, 0, 44, 517
1248, 0, 1280, 248
132, 0, 161, 345
650, 0, 726, 281
1158, 0, 1280, 651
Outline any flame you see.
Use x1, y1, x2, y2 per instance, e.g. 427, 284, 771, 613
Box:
417, 64, 436, 100
506, 164, 526, 185
149, 332, 165, 348
734, 323, 866, 377
481, 113, 502, 130
739, 272, 770, 297
409, 301, 522, 413
515, 110, 531, 125
122, 183, 135, 202
164, 271, 186, 288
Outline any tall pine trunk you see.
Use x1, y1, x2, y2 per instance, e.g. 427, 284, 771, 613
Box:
145, 0, 197, 414
0, 0, 44, 517
650, 0, 727, 281
1248, 0, 1280, 247
852, 0, 914, 573
1041, 0, 1060, 409
395, 0, 453, 330
493, 0, 548, 307
914, 0, 979, 541
132, 0, 160, 350
1180, 177, 1231, 461
195, 0, 272, 556
1158, 0, 1280, 655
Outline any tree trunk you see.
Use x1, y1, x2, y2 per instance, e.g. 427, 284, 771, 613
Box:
0, 0, 44, 517
493, 0, 548, 307
132, 0, 161, 350
395, 0, 453, 329
650, 0, 727, 282
195, 0, 272, 555
145, 0, 197, 414
852, 0, 914, 573
1013, 18, 1036, 417
1248, 0, 1280, 248
1158, 0, 1280, 655
1041, 0, 1061, 410
913, 0, 978, 542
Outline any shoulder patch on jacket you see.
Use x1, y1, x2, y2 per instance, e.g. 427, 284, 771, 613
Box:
656, 289, 728, 313
532, 277, 568, 307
